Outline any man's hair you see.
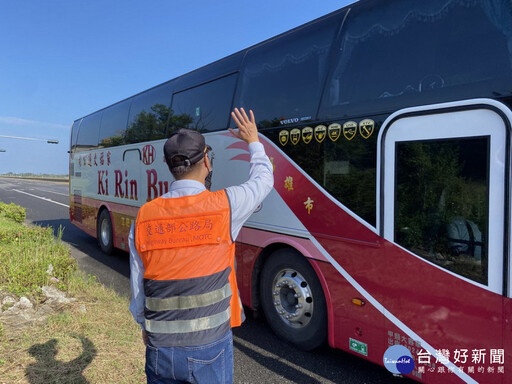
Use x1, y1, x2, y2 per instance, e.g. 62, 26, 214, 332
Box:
168, 155, 203, 179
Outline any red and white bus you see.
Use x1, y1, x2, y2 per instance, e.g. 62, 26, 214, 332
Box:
70, 0, 512, 382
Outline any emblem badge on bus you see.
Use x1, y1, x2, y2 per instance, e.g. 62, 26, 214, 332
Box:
359, 119, 375, 139
279, 130, 289, 146
290, 128, 301, 145
314, 125, 327, 143
328, 123, 341, 142
302, 127, 313, 144
142, 144, 156, 165
343, 121, 358, 141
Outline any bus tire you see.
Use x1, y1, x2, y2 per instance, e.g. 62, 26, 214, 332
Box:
97, 209, 113, 255
260, 248, 327, 351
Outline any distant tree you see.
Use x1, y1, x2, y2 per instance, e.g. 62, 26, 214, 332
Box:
124, 104, 193, 143
99, 135, 125, 148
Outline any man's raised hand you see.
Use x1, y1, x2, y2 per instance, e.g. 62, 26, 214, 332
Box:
229, 108, 259, 144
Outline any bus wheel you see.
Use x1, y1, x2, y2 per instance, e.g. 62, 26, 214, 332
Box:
260, 248, 326, 351
97, 209, 113, 255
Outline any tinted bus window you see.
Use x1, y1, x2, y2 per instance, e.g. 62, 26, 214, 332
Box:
70, 119, 82, 151
171, 74, 237, 132
395, 137, 489, 285
98, 100, 131, 148
125, 82, 173, 144
320, 0, 512, 119
76, 112, 102, 151
235, 14, 341, 127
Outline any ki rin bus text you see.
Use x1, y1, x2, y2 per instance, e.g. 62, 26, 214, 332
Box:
78, 146, 169, 202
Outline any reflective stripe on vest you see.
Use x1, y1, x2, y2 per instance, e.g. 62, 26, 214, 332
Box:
145, 282, 232, 311
145, 306, 231, 334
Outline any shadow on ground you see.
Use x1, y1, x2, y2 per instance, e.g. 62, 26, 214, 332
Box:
26, 335, 96, 384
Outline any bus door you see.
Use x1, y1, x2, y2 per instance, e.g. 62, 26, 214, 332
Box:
378, 99, 509, 381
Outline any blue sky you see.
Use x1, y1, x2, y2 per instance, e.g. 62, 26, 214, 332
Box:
0, 0, 352, 175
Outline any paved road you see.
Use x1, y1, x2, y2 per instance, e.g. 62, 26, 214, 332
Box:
0, 177, 413, 384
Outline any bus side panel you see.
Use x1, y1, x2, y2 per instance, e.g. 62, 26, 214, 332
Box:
107, 203, 138, 251
505, 297, 512, 384
70, 193, 138, 251
320, 237, 503, 384
70, 195, 98, 238
235, 241, 260, 309
313, 246, 389, 372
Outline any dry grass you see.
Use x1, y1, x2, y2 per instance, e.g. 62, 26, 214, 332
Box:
0, 279, 146, 383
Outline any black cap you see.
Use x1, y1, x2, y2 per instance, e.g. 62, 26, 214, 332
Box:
164, 129, 206, 170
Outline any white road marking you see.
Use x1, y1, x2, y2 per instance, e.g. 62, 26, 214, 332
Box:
38, 189, 68, 197
12, 189, 69, 208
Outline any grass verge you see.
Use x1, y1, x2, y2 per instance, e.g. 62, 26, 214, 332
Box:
0, 203, 145, 383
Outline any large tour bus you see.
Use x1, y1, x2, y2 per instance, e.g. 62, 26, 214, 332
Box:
69, 0, 512, 382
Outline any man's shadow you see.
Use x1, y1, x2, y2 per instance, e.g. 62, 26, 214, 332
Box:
26, 335, 97, 383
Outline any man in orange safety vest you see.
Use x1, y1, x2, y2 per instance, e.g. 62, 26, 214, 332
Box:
129, 108, 274, 384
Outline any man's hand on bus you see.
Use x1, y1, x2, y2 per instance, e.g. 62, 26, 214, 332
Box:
229, 108, 259, 144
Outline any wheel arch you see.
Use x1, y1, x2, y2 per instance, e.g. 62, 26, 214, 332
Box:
96, 204, 114, 233
251, 242, 290, 311
250, 241, 334, 344
96, 205, 117, 252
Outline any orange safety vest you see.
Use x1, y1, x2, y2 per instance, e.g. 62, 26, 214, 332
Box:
135, 189, 243, 347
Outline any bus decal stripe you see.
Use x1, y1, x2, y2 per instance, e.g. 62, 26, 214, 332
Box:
229, 153, 250, 162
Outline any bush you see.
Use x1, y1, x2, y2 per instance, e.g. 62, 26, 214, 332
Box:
0, 203, 26, 223
0, 204, 75, 297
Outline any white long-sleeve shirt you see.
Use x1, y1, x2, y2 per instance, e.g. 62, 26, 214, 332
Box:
129, 141, 274, 328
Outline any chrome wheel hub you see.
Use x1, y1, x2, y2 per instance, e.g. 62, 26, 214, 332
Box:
100, 219, 110, 245
271, 268, 313, 328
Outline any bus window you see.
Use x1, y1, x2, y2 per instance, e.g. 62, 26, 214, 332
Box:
98, 100, 131, 148
394, 137, 489, 285
70, 119, 82, 152
320, 0, 512, 119
125, 82, 173, 144
171, 74, 237, 132
267, 120, 378, 226
76, 112, 102, 151
234, 13, 341, 128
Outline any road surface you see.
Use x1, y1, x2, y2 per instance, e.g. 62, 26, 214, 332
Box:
0, 177, 413, 384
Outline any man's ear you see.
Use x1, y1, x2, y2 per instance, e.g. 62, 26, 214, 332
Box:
204, 154, 211, 171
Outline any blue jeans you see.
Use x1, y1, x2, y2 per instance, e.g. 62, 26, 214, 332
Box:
145, 330, 233, 384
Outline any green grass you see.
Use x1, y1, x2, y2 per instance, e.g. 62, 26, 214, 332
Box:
0, 203, 146, 383
0, 201, 26, 223
0, 216, 75, 297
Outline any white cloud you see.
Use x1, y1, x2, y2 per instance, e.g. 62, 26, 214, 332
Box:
0, 116, 68, 130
